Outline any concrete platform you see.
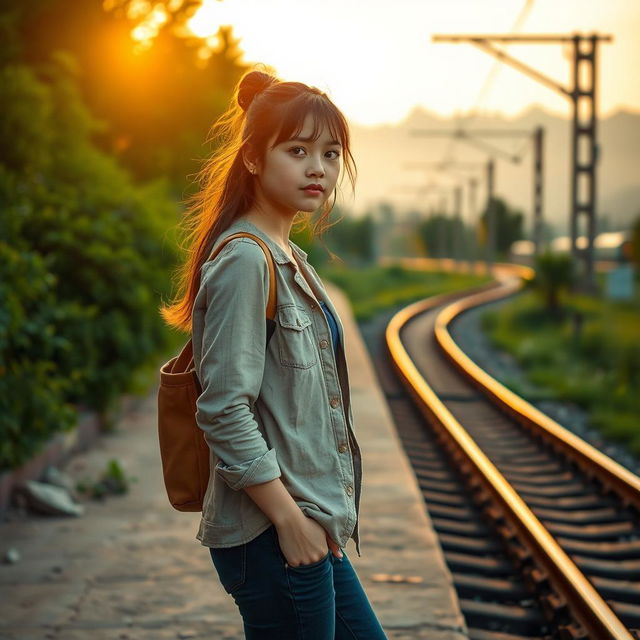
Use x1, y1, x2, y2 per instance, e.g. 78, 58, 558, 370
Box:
0, 282, 467, 640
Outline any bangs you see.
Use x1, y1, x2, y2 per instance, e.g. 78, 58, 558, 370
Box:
270, 93, 347, 150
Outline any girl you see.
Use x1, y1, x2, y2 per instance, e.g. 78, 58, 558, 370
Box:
161, 68, 387, 639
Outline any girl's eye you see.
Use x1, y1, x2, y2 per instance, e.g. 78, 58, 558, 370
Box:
288, 146, 340, 159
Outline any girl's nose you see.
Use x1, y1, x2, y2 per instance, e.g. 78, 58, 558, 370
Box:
306, 162, 325, 177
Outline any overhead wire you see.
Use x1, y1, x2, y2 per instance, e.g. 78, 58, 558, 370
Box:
441, 0, 536, 166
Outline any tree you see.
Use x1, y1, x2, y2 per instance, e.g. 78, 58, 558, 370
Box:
528, 252, 575, 315
479, 196, 524, 255
417, 213, 467, 258
16, 0, 248, 190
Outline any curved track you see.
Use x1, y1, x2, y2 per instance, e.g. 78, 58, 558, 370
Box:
378, 264, 640, 640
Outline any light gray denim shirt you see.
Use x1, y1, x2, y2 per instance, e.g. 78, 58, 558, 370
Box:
191, 217, 362, 556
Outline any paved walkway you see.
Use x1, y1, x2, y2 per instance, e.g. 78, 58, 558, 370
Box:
0, 284, 467, 640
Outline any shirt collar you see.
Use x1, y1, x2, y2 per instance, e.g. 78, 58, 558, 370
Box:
223, 217, 309, 265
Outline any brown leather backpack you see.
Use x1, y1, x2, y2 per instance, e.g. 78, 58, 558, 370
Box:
157, 232, 277, 512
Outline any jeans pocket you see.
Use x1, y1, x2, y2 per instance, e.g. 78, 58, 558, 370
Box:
286, 550, 331, 571
270, 526, 330, 570
208, 543, 246, 595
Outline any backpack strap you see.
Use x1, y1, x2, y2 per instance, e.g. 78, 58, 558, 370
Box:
207, 231, 277, 322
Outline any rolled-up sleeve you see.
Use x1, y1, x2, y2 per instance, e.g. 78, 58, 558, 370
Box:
195, 238, 281, 491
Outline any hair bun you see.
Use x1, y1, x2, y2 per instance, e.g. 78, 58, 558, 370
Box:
238, 71, 278, 112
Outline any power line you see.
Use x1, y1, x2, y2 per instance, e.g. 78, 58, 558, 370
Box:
442, 0, 536, 165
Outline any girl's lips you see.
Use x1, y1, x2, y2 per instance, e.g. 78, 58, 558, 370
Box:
302, 188, 323, 196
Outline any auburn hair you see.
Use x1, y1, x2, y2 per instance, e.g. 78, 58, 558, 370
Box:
160, 66, 357, 333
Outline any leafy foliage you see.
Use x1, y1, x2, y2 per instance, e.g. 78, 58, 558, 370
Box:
478, 196, 524, 255
526, 251, 575, 314
0, 53, 180, 470
417, 213, 468, 259
76, 458, 136, 500
19, 0, 247, 189
292, 208, 377, 267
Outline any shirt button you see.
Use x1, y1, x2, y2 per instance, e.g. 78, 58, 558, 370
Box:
330, 397, 340, 408
319, 339, 329, 349
338, 442, 348, 453
345, 485, 353, 496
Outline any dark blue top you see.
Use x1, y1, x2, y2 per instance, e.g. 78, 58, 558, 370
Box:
319, 300, 339, 357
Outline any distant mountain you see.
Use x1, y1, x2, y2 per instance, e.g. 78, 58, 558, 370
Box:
346, 105, 640, 236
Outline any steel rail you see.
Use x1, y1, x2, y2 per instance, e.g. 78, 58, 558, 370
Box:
433, 274, 640, 508
385, 270, 635, 640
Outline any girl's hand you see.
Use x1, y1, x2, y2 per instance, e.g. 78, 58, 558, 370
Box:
275, 512, 342, 566
325, 531, 344, 560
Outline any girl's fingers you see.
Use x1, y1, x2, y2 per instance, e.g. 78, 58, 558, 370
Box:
326, 533, 343, 558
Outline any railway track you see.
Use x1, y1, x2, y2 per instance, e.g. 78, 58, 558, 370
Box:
365, 264, 640, 640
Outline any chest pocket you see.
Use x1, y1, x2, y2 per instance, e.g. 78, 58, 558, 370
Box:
277, 305, 317, 369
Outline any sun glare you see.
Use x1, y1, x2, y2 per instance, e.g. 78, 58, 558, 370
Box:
187, 0, 232, 38
128, 2, 169, 54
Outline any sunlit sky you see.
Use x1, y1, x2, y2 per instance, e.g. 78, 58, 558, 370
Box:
187, 0, 640, 127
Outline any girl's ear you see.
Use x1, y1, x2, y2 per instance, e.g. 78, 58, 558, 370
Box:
242, 147, 259, 176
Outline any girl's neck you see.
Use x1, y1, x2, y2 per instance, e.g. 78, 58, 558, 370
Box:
241, 210, 296, 257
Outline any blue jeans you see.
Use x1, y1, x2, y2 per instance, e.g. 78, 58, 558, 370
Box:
208, 524, 388, 639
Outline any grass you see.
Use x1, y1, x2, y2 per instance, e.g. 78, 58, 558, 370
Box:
481, 281, 640, 455
319, 263, 492, 322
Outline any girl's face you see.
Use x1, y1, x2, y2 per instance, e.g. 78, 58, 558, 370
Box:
251, 113, 342, 218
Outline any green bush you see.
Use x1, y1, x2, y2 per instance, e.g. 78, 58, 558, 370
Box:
0, 240, 81, 469
0, 56, 181, 470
